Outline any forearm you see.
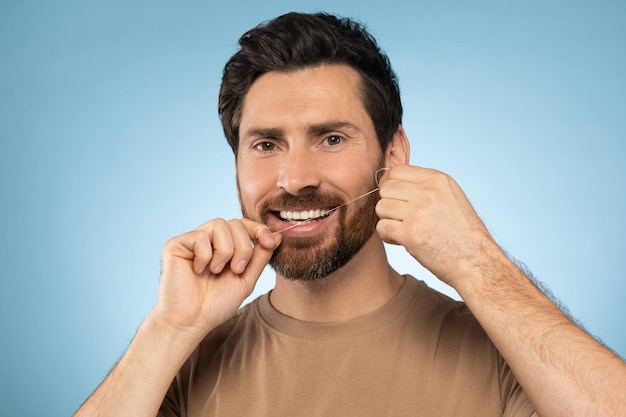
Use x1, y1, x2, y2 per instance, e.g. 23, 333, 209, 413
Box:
73, 218, 278, 416
74, 316, 202, 417
456, 248, 626, 417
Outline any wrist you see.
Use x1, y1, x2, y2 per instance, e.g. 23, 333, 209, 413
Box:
140, 312, 209, 363
451, 242, 523, 303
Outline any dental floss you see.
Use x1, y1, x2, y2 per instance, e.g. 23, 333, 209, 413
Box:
271, 167, 390, 235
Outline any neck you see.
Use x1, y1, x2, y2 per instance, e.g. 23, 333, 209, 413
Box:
270, 235, 405, 322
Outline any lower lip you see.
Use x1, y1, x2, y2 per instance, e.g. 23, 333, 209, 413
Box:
272, 211, 336, 237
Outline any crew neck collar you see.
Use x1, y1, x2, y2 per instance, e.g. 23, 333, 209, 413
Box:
255, 275, 422, 343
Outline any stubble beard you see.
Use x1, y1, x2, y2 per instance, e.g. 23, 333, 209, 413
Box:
239, 179, 380, 281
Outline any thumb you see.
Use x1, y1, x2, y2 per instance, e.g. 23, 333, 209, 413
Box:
241, 218, 282, 250
238, 218, 281, 293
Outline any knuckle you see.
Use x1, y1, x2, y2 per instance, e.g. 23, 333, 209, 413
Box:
227, 218, 248, 234
376, 198, 389, 210
376, 220, 394, 237
432, 169, 453, 187
197, 217, 227, 231
213, 217, 229, 229
213, 242, 234, 258
162, 236, 179, 253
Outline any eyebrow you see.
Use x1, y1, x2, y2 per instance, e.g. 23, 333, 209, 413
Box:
242, 121, 360, 141
243, 127, 284, 141
306, 121, 360, 135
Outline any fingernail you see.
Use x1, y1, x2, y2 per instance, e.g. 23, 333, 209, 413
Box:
254, 225, 270, 239
236, 259, 248, 273
214, 262, 225, 273
261, 232, 279, 248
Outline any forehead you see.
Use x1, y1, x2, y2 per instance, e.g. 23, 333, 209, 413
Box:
239, 64, 370, 136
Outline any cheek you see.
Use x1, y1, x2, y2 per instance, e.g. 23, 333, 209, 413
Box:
342, 145, 383, 183
236, 163, 276, 209
334, 160, 380, 194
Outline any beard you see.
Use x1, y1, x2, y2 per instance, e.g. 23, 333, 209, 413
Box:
239, 176, 381, 281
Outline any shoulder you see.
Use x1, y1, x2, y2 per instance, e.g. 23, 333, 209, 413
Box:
205, 296, 262, 344
407, 276, 474, 323
184, 296, 265, 370
405, 276, 494, 352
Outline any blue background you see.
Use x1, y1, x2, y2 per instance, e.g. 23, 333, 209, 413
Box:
1, 1, 624, 415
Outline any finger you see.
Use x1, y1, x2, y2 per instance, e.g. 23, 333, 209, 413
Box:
235, 218, 282, 292
238, 235, 277, 293
378, 177, 413, 202
375, 197, 413, 222
191, 231, 214, 274
375, 167, 391, 187
376, 218, 404, 246
161, 229, 216, 276
381, 164, 438, 187
226, 219, 255, 274
197, 219, 234, 274
377, 164, 411, 185
241, 218, 282, 250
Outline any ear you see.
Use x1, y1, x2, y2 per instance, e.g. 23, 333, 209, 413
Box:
384, 125, 410, 167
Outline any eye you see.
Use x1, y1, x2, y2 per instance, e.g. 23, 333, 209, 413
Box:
254, 141, 275, 152
322, 135, 343, 146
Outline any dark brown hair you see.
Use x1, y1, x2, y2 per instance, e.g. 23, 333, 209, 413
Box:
218, 12, 403, 155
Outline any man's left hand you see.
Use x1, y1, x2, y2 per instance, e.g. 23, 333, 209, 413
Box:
375, 164, 502, 290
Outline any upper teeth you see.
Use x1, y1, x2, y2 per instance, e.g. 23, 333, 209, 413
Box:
279, 208, 330, 222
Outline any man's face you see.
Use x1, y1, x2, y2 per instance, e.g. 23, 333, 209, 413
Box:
236, 64, 385, 280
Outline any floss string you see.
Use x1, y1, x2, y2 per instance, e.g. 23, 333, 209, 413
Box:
271, 167, 390, 235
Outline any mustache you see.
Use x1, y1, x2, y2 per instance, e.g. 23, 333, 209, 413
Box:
259, 190, 346, 215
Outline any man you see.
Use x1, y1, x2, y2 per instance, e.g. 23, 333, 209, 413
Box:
75, 12, 626, 417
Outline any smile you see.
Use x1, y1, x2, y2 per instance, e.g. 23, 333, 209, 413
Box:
277, 208, 334, 224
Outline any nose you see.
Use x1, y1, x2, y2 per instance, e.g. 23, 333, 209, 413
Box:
276, 147, 322, 195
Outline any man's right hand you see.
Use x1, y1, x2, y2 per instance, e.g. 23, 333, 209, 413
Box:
149, 218, 281, 343
73, 218, 279, 417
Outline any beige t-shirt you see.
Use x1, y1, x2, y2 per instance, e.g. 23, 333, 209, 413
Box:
160, 275, 535, 417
